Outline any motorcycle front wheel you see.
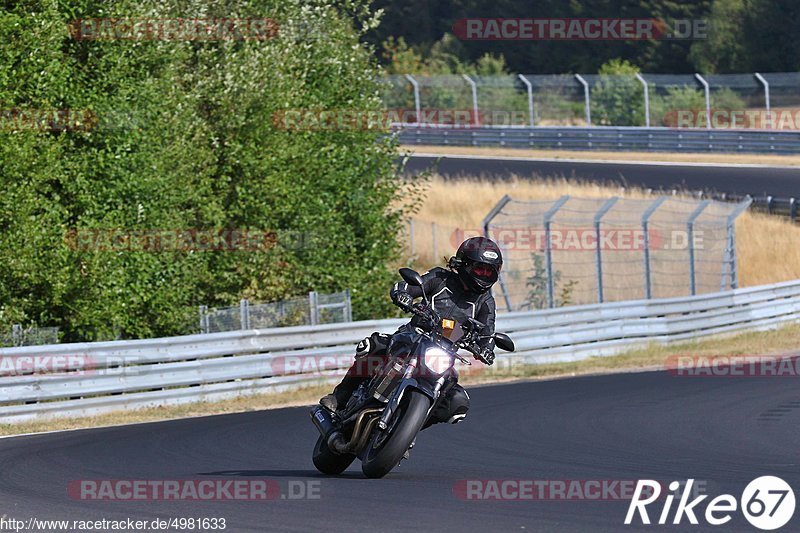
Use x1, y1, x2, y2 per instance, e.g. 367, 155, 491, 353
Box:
361, 390, 430, 478
312, 434, 356, 475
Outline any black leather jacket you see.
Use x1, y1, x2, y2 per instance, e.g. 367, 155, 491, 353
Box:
390, 267, 496, 352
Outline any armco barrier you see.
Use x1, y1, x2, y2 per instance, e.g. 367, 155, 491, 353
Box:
3, 280, 800, 422
396, 126, 800, 154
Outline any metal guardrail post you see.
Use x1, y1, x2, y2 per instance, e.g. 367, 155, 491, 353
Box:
754, 73, 771, 129
308, 291, 319, 326
641, 197, 667, 299
544, 196, 570, 308
482, 195, 514, 311
695, 73, 711, 129
462, 74, 479, 127
635, 73, 650, 128
594, 197, 619, 303
518, 74, 535, 127
687, 200, 711, 296
574, 74, 591, 126
404, 74, 421, 125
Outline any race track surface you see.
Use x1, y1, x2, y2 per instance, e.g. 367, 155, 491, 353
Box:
405, 154, 800, 197
1, 371, 798, 532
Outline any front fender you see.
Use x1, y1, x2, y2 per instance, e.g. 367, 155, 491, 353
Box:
378, 377, 435, 429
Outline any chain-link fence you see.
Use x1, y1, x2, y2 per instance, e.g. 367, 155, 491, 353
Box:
197, 290, 352, 333
481, 195, 751, 312
386, 72, 800, 130
0, 324, 59, 347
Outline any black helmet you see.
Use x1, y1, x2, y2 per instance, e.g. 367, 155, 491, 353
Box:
449, 236, 503, 294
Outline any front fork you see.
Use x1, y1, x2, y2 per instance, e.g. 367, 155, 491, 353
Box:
376, 356, 446, 430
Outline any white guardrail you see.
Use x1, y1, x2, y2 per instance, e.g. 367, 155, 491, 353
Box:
3, 279, 800, 422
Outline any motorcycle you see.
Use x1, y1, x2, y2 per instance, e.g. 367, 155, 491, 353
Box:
309, 267, 515, 478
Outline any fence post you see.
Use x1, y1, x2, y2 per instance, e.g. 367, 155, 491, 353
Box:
404, 74, 421, 125
309, 291, 319, 326
462, 74, 479, 127
642, 197, 667, 299
754, 73, 771, 129
687, 200, 711, 296
790, 197, 797, 221
239, 299, 250, 330
408, 218, 415, 259
11, 324, 22, 347
198, 305, 209, 334
723, 197, 753, 289
432, 222, 438, 261
574, 74, 591, 126
635, 73, 650, 128
543, 196, 570, 308
518, 74, 535, 127
343, 289, 353, 322
482, 195, 514, 311
694, 73, 711, 129
594, 197, 619, 303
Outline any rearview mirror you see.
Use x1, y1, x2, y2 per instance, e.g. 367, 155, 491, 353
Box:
494, 332, 515, 352
399, 268, 424, 287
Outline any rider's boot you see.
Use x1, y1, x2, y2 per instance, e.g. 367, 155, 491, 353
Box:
319, 374, 363, 412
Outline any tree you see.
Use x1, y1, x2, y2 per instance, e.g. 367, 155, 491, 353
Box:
0, 0, 410, 340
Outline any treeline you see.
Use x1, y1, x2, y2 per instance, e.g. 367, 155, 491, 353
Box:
367, 0, 800, 74
0, 0, 407, 341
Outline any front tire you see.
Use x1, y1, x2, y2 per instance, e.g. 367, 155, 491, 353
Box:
312, 435, 356, 475
361, 390, 430, 478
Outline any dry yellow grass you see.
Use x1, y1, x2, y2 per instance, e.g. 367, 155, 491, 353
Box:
402, 144, 800, 166
404, 176, 800, 289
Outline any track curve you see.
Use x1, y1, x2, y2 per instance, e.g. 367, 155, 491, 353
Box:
1, 371, 799, 531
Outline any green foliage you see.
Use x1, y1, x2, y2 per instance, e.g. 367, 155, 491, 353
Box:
590, 59, 645, 126
0, 0, 410, 340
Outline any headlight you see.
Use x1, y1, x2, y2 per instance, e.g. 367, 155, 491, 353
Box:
423, 347, 454, 376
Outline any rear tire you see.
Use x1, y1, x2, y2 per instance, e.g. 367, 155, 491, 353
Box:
361, 390, 430, 478
312, 435, 356, 475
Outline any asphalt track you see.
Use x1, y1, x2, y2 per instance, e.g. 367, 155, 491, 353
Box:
1, 371, 799, 532
405, 154, 800, 197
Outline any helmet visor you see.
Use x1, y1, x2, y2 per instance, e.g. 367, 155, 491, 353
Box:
468, 262, 500, 284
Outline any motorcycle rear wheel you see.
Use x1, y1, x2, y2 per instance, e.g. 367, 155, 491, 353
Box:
361, 390, 430, 478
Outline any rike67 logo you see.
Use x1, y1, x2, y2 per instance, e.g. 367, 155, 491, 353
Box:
625, 477, 795, 530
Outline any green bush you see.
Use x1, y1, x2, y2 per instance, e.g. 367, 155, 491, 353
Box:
0, 0, 408, 341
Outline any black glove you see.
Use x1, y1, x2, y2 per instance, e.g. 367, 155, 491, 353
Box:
477, 346, 495, 366
414, 304, 437, 331
393, 291, 413, 311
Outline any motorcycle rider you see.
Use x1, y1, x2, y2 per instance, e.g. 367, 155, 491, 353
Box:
319, 236, 503, 427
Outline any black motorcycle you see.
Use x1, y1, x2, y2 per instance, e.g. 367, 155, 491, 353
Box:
310, 267, 515, 478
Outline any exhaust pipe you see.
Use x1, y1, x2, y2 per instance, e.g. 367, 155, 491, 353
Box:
310, 406, 350, 454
